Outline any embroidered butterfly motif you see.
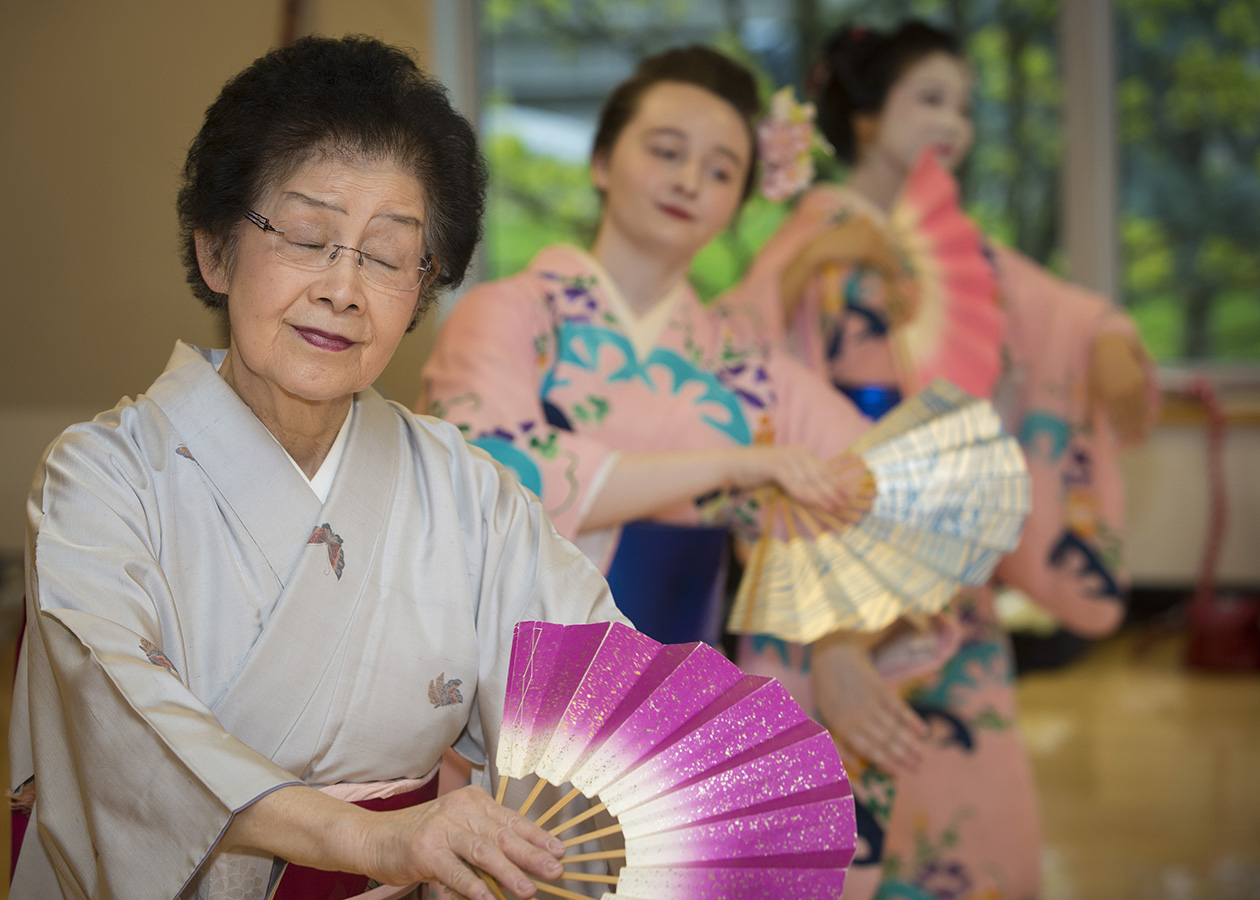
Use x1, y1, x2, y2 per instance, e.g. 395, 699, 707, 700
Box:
308, 523, 345, 579
140, 638, 179, 676
176, 444, 195, 461
428, 673, 464, 708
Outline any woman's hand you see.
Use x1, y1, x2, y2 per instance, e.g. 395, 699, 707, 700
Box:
1089, 332, 1150, 443
731, 446, 875, 521
810, 632, 928, 774
355, 786, 566, 900
227, 784, 567, 900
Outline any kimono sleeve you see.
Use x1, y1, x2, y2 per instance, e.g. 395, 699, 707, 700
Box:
421, 277, 620, 539
764, 347, 873, 460
16, 418, 298, 899
725, 186, 855, 347
428, 433, 627, 896
726, 187, 900, 387
993, 245, 1155, 636
434, 431, 627, 770
783, 261, 900, 388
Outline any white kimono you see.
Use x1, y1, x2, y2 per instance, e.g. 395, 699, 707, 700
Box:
10, 342, 625, 899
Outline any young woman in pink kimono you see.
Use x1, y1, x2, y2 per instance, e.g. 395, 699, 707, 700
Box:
727, 21, 1158, 900
421, 46, 933, 782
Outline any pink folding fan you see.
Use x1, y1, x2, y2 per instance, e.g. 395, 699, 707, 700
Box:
889, 149, 1004, 399
487, 620, 856, 899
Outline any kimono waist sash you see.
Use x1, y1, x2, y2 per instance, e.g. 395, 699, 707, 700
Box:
604, 521, 729, 646
835, 382, 903, 420
273, 778, 441, 900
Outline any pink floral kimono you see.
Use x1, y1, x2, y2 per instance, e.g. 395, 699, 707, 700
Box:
420, 244, 870, 646
726, 180, 1156, 900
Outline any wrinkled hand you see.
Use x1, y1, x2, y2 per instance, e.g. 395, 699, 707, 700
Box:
735, 446, 875, 522
359, 786, 566, 900
779, 217, 905, 317
810, 633, 928, 774
1089, 332, 1150, 443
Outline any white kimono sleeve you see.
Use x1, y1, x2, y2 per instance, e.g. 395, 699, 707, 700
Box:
434, 433, 629, 768
16, 415, 299, 900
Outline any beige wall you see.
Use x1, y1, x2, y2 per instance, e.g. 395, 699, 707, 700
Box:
1122, 422, 1260, 587
0, 1, 441, 549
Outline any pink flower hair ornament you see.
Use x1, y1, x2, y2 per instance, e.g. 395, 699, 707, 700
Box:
757, 86, 831, 203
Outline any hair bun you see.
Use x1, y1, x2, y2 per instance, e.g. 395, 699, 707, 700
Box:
813, 19, 960, 164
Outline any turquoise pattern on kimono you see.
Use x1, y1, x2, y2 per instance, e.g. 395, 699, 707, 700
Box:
874, 882, 940, 900
747, 633, 808, 672
909, 636, 1009, 715
469, 435, 545, 497
1019, 409, 1072, 464
542, 319, 753, 445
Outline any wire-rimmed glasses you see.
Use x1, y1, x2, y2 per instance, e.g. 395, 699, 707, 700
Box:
243, 210, 438, 293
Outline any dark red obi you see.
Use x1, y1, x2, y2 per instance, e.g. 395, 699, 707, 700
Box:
272, 779, 440, 900
10, 804, 30, 882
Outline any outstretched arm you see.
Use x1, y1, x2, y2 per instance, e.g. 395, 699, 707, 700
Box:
582, 444, 874, 532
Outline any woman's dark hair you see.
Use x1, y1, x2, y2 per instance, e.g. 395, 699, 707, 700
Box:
814, 21, 963, 164
591, 45, 762, 204
178, 34, 487, 324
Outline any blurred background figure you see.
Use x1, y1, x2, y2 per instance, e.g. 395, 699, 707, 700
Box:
420, 47, 943, 770
726, 19, 1157, 900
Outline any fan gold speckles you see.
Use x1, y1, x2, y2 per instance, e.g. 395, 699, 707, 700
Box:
484, 620, 856, 900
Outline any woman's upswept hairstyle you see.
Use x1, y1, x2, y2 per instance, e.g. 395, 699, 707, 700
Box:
177, 34, 487, 322
591, 45, 762, 204
814, 21, 963, 164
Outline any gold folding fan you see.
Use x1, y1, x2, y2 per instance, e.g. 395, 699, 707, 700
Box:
729, 379, 1030, 644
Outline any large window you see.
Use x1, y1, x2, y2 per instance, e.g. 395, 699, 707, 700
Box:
1117, 0, 1260, 361
472, 0, 1259, 362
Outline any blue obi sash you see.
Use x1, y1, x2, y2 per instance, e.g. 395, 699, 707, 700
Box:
837, 382, 902, 420
604, 521, 729, 646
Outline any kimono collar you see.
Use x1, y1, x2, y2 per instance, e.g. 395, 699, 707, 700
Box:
144, 342, 328, 585
202, 349, 355, 503
293, 402, 354, 503
543, 244, 687, 360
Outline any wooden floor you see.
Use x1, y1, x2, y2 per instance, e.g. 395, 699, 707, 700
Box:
1022, 628, 1260, 900
0, 627, 1257, 899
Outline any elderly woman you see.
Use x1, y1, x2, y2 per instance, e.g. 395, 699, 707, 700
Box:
9, 36, 623, 900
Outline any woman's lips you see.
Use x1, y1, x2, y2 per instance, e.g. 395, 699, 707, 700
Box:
659, 204, 695, 221
294, 326, 354, 351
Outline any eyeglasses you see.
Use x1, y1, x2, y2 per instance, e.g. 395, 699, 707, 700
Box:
243, 210, 438, 293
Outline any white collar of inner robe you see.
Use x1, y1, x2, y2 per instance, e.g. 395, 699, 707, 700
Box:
573, 246, 686, 360
301, 403, 354, 502
212, 349, 354, 503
